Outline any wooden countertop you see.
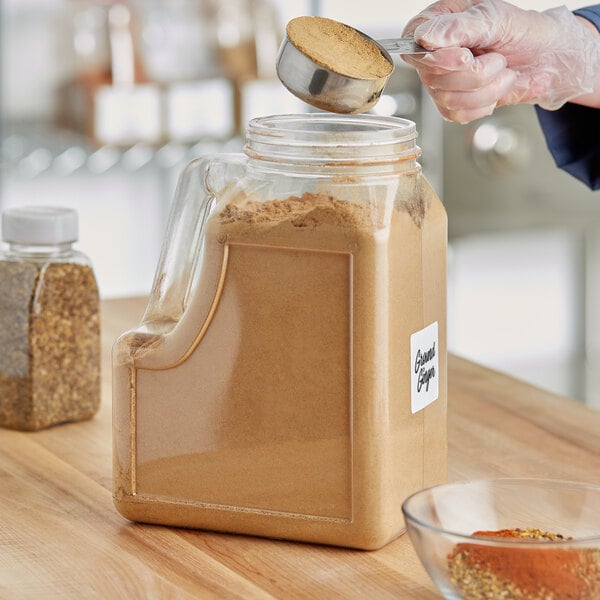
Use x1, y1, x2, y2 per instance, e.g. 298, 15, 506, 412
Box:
2, 296, 600, 599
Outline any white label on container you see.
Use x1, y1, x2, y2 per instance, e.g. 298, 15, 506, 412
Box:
410, 321, 439, 414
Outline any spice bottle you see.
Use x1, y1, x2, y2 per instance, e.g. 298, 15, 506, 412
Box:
113, 114, 447, 550
0, 206, 101, 431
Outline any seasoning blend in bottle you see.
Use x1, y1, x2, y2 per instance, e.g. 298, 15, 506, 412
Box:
0, 206, 101, 431
113, 114, 447, 550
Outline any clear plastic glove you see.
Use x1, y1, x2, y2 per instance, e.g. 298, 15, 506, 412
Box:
402, 0, 600, 123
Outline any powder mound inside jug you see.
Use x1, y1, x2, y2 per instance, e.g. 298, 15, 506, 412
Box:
286, 16, 393, 80
219, 192, 374, 229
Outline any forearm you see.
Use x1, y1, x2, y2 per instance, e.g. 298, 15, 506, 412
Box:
571, 15, 600, 108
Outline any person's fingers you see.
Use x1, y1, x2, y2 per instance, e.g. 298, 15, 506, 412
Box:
402, 0, 471, 37
402, 47, 475, 72
413, 1, 503, 50
428, 68, 517, 123
418, 52, 507, 91
430, 68, 516, 110
437, 102, 498, 124
496, 71, 546, 107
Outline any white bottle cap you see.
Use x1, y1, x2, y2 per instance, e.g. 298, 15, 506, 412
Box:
2, 206, 79, 245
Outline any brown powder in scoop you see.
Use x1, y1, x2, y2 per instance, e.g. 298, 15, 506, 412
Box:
286, 16, 393, 79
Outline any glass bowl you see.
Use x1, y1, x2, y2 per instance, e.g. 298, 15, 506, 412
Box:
402, 479, 600, 600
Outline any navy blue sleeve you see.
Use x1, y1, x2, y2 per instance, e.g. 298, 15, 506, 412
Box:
534, 5, 600, 191
574, 5, 600, 26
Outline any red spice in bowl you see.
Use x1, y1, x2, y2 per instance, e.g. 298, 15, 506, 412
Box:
448, 528, 600, 599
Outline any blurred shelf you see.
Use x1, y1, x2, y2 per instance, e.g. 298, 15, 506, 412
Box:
1, 121, 242, 179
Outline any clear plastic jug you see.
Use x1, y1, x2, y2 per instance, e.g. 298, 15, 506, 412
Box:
113, 113, 447, 550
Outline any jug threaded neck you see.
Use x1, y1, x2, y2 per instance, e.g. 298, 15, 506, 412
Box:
244, 113, 421, 171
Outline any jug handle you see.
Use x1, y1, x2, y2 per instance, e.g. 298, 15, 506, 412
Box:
141, 154, 246, 330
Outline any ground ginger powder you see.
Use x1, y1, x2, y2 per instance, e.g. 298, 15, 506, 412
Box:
286, 16, 393, 79
113, 186, 447, 550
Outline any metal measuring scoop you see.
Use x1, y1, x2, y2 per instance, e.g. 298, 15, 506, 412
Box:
276, 19, 429, 115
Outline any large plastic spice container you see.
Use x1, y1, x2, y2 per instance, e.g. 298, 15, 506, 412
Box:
0, 206, 100, 431
113, 114, 447, 550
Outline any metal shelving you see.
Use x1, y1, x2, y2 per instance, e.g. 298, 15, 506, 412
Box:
1, 121, 243, 179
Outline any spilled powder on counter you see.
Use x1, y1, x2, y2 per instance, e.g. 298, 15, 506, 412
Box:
286, 16, 393, 79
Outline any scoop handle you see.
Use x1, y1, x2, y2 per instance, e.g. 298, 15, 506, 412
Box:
377, 37, 430, 55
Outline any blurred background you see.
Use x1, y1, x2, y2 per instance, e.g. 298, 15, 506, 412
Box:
1, 0, 599, 409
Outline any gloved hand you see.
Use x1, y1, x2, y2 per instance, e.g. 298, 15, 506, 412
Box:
402, 0, 600, 123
